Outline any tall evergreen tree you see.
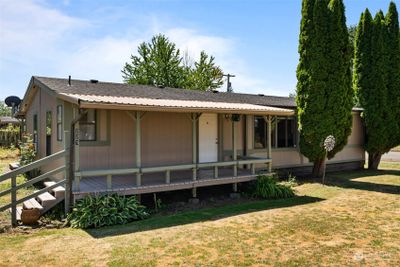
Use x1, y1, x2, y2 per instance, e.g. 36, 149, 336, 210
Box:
296, 0, 353, 177
385, 2, 400, 150
353, 3, 400, 169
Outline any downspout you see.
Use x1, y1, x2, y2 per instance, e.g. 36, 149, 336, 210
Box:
65, 102, 87, 213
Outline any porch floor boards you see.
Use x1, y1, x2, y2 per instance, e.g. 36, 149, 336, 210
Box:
72, 168, 257, 197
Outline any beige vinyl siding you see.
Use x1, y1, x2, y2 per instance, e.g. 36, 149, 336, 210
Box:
248, 112, 365, 168
79, 111, 193, 170
25, 86, 64, 178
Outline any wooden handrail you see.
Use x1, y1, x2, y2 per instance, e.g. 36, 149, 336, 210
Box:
77, 167, 140, 177
0, 179, 66, 212
75, 157, 271, 178
0, 166, 66, 198
0, 149, 69, 183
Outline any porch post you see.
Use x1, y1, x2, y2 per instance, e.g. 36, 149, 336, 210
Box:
191, 113, 198, 198
64, 130, 71, 216
232, 116, 238, 192
267, 115, 272, 172
74, 121, 80, 191
136, 111, 142, 187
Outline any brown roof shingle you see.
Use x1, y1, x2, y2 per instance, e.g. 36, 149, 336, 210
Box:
34, 76, 296, 109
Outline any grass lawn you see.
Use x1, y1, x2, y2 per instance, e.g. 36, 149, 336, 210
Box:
0, 158, 399, 266
0, 147, 35, 226
392, 145, 400, 152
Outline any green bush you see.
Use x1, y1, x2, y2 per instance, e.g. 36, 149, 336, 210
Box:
253, 175, 295, 199
19, 134, 39, 179
67, 194, 149, 228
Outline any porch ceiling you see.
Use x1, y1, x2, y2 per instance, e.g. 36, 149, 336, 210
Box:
61, 93, 295, 116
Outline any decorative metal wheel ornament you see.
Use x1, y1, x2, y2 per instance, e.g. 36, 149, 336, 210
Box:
324, 135, 336, 152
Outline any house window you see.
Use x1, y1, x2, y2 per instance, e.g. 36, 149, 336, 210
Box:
46, 111, 52, 156
33, 114, 38, 148
276, 117, 297, 148
79, 109, 96, 141
57, 105, 63, 141
253, 116, 297, 149
254, 116, 266, 149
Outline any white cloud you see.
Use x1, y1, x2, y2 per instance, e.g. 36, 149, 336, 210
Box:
0, 0, 88, 64
0, 0, 281, 97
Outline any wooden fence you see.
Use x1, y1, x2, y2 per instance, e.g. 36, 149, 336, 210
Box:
0, 127, 19, 147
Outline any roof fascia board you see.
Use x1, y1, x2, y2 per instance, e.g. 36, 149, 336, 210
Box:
79, 102, 295, 116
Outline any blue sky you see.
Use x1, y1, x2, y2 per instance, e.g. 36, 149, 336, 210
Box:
0, 0, 396, 100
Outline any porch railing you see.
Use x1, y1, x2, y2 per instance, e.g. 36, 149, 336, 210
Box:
74, 157, 271, 192
0, 149, 70, 226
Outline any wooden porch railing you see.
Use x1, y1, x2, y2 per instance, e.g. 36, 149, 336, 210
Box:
74, 157, 271, 192
0, 149, 70, 226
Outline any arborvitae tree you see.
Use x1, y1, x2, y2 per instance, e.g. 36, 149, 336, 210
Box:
296, 0, 353, 177
385, 2, 400, 150
354, 3, 400, 169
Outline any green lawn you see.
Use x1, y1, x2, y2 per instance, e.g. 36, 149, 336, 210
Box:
392, 145, 400, 152
0, 151, 400, 266
0, 147, 34, 225
0, 152, 399, 266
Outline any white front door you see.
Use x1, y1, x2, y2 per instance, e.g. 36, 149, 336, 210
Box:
199, 113, 218, 163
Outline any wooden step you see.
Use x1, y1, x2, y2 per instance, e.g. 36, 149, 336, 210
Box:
23, 198, 43, 211
37, 192, 57, 208
9, 162, 20, 170
44, 181, 65, 199
16, 206, 22, 221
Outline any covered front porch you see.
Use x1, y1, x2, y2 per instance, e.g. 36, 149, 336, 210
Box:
69, 98, 293, 200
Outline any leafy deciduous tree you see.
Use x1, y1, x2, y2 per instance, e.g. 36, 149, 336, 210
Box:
122, 34, 224, 91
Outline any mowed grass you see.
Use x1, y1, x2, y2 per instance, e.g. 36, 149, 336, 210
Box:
0, 160, 399, 266
392, 145, 400, 152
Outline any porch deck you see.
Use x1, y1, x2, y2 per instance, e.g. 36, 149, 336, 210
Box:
72, 167, 266, 199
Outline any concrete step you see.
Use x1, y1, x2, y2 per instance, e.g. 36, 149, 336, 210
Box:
43, 181, 65, 199
23, 198, 43, 211
36, 192, 57, 209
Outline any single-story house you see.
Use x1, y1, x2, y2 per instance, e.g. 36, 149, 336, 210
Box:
17, 76, 365, 201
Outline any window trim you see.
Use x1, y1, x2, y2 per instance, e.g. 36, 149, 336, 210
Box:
253, 116, 267, 149
252, 115, 298, 150
79, 109, 97, 142
33, 114, 38, 150
56, 105, 63, 141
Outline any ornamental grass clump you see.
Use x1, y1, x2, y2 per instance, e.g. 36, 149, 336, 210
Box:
67, 194, 149, 228
254, 175, 295, 199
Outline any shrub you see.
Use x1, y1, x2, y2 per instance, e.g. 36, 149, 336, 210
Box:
0, 124, 19, 147
67, 194, 149, 228
19, 134, 39, 179
253, 175, 295, 199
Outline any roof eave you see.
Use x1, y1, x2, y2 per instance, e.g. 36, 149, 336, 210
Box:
79, 102, 295, 116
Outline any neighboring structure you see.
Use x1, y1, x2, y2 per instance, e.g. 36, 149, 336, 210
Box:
17, 76, 365, 200
0, 116, 20, 127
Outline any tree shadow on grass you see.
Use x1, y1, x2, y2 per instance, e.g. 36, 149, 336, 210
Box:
85, 195, 323, 238
325, 168, 400, 195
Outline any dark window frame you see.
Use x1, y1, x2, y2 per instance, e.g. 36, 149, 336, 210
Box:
56, 105, 63, 141
33, 114, 38, 149
253, 115, 297, 150
79, 109, 97, 141
253, 116, 267, 149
